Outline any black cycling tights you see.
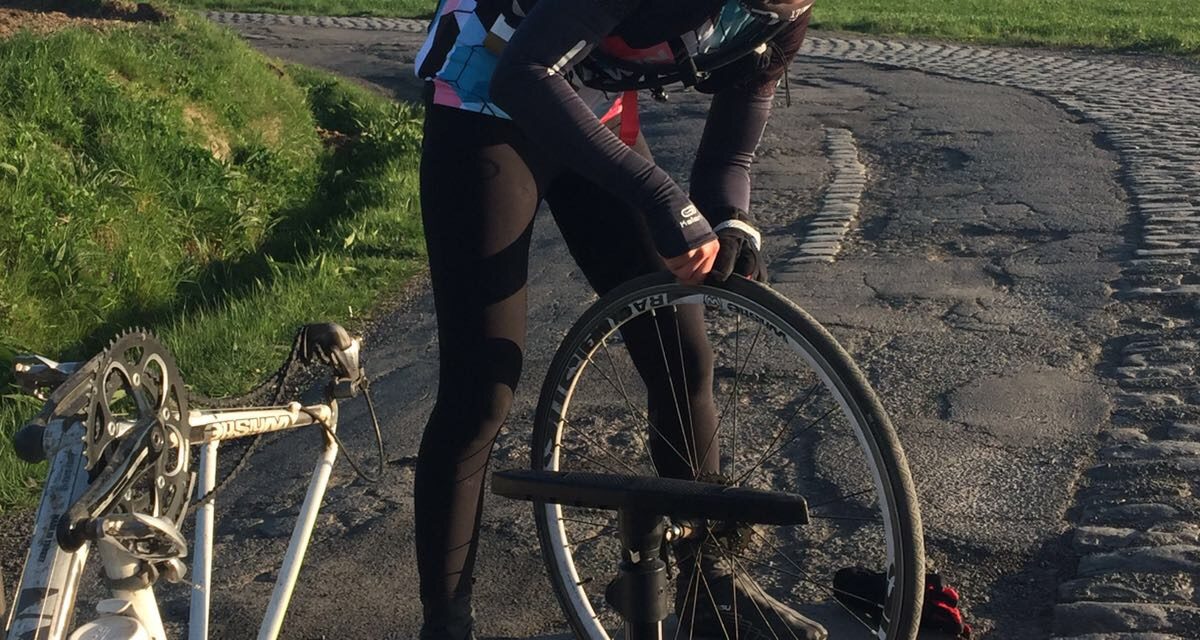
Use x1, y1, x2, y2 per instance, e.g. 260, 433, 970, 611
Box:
415, 104, 719, 618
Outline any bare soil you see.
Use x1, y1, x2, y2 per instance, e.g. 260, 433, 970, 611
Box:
0, 1, 167, 39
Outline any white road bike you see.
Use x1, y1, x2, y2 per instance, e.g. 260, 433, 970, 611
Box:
2, 323, 381, 640
4, 274, 926, 639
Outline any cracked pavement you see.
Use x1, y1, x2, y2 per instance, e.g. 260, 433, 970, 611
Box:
4, 13, 1197, 640
187, 20, 1128, 638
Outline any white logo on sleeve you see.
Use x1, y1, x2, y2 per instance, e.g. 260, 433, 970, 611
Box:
548, 40, 587, 76
679, 204, 703, 227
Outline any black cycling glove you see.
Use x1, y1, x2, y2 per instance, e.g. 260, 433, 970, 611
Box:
708, 207, 766, 282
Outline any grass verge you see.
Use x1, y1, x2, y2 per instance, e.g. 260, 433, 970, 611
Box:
812, 0, 1200, 57
0, 13, 425, 509
174, 0, 1200, 58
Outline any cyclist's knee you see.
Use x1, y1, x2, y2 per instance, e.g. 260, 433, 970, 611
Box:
431, 336, 524, 439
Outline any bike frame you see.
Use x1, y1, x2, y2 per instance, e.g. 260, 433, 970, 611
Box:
5, 401, 340, 640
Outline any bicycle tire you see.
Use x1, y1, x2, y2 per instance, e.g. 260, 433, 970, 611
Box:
528, 273, 924, 640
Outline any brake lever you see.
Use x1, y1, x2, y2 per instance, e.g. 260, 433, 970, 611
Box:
13, 355, 84, 399
12, 355, 101, 463
296, 323, 366, 398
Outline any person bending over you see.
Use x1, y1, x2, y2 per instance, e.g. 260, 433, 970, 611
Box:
413, 1, 820, 637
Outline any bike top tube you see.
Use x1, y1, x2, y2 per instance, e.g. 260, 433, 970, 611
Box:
188, 403, 336, 444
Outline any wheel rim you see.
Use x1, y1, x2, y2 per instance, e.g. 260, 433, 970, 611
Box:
533, 281, 918, 639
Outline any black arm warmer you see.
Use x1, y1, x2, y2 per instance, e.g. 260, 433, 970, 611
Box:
490, 0, 716, 258
690, 13, 810, 220
689, 88, 772, 216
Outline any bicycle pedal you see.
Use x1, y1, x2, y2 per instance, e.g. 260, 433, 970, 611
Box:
97, 513, 188, 561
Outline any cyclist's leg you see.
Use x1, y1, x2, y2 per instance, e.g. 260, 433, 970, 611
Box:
544, 133, 718, 481
415, 104, 549, 638
546, 134, 826, 640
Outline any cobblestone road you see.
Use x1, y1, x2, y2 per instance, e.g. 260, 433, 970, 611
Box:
205, 13, 1200, 638
795, 35, 1200, 640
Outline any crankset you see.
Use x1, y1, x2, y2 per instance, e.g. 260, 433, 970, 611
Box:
69, 330, 193, 540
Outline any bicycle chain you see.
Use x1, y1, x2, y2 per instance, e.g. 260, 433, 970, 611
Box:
83, 327, 372, 518
186, 328, 313, 512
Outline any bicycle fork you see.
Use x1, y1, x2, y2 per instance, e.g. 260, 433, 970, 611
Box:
5, 421, 93, 640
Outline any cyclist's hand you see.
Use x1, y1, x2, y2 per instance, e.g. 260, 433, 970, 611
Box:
710, 209, 766, 282
664, 238, 720, 285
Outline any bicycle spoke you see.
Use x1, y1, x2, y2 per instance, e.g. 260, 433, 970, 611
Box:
559, 515, 619, 529
704, 523, 783, 640
808, 487, 877, 511
747, 529, 884, 633
818, 440, 875, 470
567, 527, 619, 549
695, 558, 734, 640
555, 439, 628, 476
808, 514, 881, 523
588, 319, 699, 477
734, 404, 838, 486
724, 378, 820, 479
675, 545, 705, 640
716, 322, 763, 440
696, 321, 765, 474
725, 549, 884, 612
732, 314, 740, 482
556, 410, 662, 475
672, 307, 700, 475
650, 308, 698, 475
599, 340, 663, 478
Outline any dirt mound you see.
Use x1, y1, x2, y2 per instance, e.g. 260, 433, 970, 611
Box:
0, 1, 168, 39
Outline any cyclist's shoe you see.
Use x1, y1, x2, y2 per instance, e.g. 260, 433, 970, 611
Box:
675, 542, 827, 640
419, 593, 475, 640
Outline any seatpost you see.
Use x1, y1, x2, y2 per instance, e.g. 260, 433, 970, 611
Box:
607, 508, 669, 640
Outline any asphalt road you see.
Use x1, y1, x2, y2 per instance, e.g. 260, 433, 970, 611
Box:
8, 16, 1198, 640
149, 20, 1134, 640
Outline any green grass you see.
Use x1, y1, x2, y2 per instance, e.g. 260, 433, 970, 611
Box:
173, 0, 1200, 57
0, 15, 425, 509
812, 0, 1200, 57
175, 0, 432, 18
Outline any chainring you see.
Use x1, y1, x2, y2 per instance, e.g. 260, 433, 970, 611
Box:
86, 329, 192, 525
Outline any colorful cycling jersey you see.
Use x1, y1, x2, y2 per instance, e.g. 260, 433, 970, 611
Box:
414, 0, 764, 120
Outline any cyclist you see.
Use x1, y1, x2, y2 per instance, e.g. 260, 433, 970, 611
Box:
413, 0, 820, 638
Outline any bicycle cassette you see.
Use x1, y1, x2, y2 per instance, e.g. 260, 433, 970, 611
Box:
85, 329, 192, 524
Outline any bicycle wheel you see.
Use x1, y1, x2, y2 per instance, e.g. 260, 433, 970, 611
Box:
529, 273, 924, 640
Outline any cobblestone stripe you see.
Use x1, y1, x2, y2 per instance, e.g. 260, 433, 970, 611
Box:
798, 36, 1200, 290
791, 127, 865, 264
795, 35, 1200, 638
205, 11, 428, 32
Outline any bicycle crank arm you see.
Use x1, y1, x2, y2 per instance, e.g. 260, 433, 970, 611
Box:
56, 417, 162, 552
12, 355, 86, 396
